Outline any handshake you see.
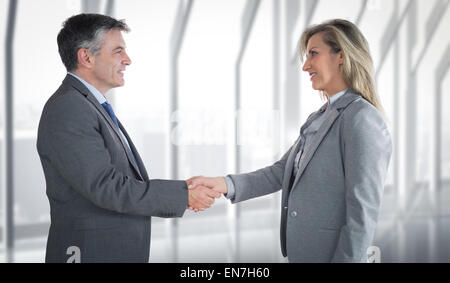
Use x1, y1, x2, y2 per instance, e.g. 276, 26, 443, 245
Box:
186, 176, 228, 212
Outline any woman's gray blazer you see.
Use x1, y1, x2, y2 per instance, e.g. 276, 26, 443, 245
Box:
228, 89, 392, 262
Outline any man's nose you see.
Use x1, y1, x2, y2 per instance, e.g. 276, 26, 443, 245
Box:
123, 52, 132, 65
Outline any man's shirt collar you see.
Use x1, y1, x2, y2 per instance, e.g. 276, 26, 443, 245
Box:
68, 72, 107, 105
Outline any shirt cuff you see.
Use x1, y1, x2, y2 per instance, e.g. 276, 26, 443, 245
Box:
224, 176, 236, 200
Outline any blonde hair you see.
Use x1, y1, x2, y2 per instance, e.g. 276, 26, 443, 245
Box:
299, 19, 384, 114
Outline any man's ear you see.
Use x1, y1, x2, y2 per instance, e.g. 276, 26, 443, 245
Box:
77, 48, 94, 69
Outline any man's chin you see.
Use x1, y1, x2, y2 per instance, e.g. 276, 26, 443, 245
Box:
114, 81, 125, 88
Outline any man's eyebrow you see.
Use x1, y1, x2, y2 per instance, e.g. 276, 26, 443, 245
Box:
113, 46, 125, 51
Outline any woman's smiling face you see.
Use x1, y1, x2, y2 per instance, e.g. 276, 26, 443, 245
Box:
302, 32, 346, 96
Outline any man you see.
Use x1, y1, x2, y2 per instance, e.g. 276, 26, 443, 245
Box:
37, 13, 219, 263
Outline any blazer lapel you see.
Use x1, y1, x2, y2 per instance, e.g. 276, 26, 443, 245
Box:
118, 121, 148, 181
86, 95, 144, 180
290, 90, 362, 190
278, 137, 301, 205
66, 75, 144, 180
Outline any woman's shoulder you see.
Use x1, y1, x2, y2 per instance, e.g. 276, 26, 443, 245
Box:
340, 93, 388, 132
346, 96, 377, 115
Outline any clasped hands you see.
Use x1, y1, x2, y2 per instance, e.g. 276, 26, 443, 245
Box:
186, 176, 228, 212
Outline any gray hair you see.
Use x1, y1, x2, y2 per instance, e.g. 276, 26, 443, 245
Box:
78, 28, 108, 56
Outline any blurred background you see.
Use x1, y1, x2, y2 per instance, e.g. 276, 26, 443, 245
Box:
0, 0, 449, 263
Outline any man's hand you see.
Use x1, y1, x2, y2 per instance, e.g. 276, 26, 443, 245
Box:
186, 182, 221, 212
187, 176, 228, 195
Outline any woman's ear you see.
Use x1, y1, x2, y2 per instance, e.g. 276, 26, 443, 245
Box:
338, 51, 344, 65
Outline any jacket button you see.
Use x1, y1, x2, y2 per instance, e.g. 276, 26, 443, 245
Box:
284, 206, 288, 210
290, 211, 297, 218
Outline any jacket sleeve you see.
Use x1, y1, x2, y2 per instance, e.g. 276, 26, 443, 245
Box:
331, 105, 392, 262
228, 140, 298, 203
38, 94, 188, 218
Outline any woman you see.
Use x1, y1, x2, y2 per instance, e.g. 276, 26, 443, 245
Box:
189, 19, 392, 263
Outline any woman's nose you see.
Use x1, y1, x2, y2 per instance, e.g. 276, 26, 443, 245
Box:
302, 58, 310, 72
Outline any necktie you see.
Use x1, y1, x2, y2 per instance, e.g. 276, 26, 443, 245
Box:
101, 102, 119, 129
101, 102, 141, 176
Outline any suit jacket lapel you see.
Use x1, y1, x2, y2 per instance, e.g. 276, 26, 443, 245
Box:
280, 137, 302, 203
282, 137, 301, 187
65, 75, 144, 180
118, 121, 148, 181
290, 109, 340, 189
290, 90, 362, 190
87, 95, 144, 180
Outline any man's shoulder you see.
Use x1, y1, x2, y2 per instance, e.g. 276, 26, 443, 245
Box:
38, 81, 97, 134
44, 79, 88, 112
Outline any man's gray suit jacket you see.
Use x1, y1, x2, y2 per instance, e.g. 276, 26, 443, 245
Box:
37, 75, 188, 263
